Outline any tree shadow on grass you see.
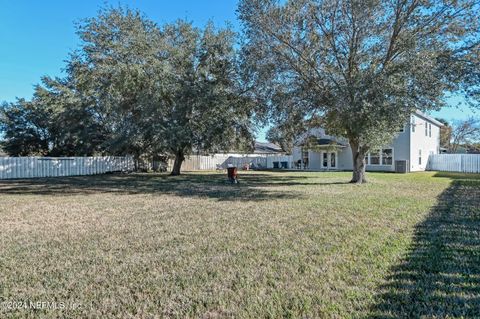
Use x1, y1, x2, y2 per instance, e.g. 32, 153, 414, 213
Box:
0, 172, 347, 201
369, 173, 480, 318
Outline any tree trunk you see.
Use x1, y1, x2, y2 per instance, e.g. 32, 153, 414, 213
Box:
133, 152, 141, 172
170, 150, 185, 176
350, 140, 367, 184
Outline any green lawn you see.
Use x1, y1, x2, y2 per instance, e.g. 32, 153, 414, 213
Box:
0, 171, 479, 318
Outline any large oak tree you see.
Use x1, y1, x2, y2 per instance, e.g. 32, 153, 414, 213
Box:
72, 8, 254, 175
239, 0, 480, 183
0, 8, 256, 172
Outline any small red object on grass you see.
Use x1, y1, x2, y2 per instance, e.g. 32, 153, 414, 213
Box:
227, 166, 239, 184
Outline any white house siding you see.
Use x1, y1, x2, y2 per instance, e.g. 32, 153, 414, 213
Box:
320, 131, 408, 172
392, 127, 411, 162
276, 112, 441, 172
363, 128, 411, 172
291, 147, 343, 170
409, 113, 441, 171
336, 145, 397, 172
309, 150, 322, 170
292, 147, 302, 163
337, 148, 353, 170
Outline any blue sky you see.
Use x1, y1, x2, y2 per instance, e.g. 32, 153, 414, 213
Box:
0, 0, 477, 141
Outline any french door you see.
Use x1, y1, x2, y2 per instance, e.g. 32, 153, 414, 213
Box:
322, 152, 337, 169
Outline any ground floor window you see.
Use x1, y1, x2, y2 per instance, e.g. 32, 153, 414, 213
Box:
419, 149, 422, 165
369, 150, 381, 165
366, 148, 394, 165
382, 149, 393, 165
323, 153, 328, 167
330, 152, 336, 167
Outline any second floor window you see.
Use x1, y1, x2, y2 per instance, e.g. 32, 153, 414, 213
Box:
411, 116, 416, 132
425, 122, 428, 136
429, 123, 432, 137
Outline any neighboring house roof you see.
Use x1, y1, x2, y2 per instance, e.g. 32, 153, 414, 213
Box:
254, 141, 284, 154
415, 110, 444, 127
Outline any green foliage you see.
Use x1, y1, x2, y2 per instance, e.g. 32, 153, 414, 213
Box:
70, 7, 254, 171
0, 7, 254, 169
239, 0, 480, 181
436, 117, 452, 150
1, 99, 50, 156
0, 77, 108, 156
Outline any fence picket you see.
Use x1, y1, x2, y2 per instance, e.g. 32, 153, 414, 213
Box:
427, 154, 480, 173
166, 154, 269, 171
0, 156, 134, 180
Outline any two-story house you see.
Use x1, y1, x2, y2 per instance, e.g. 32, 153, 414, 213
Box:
269, 110, 443, 172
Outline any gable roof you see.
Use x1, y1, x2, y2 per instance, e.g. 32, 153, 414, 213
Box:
415, 110, 444, 127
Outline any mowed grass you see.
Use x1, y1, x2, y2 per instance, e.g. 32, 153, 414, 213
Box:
0, 170, 479, 318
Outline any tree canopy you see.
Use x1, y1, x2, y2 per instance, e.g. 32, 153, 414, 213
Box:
450, 117, 480, 153
239, 0, 480, 183
0, 76, 107, 156
70, 7, 255, 174
1, 7, 255, 175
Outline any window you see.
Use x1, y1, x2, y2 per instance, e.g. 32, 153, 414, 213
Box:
370, 150, 380, 165
366, 148, 394, 165
429, 123, 432, 137
330, 153, 336, 167
418, 150, 422, 165
382, 149, 393, 165
425, 121, 428, 136
322, 152, 328, 167
411, 116, 416, 132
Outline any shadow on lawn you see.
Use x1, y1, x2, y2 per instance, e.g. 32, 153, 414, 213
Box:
0, 172, 346, 201
370, 173, 480, 318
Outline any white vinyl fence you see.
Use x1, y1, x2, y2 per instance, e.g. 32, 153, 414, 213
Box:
0, 156, 134, 180
168, 154, 268, 171
427, 154, 480, 173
